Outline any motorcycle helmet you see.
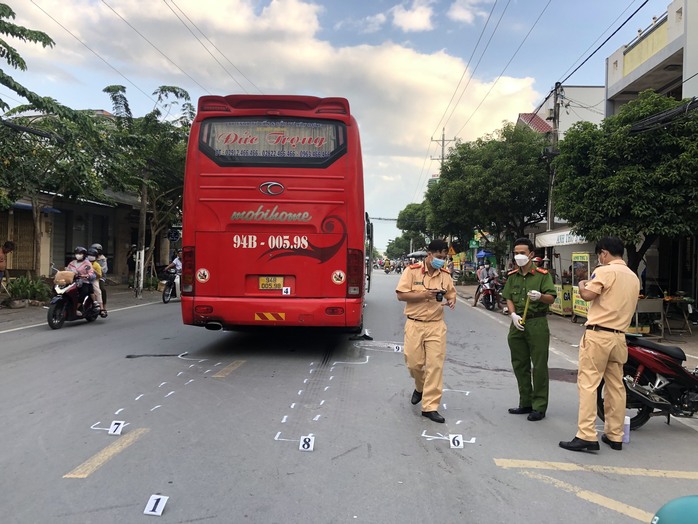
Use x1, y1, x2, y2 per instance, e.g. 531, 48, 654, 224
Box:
90, 243, 103, 254
87, 247, 99, 257
74, 246, 88, 255
652, 496, 698, 523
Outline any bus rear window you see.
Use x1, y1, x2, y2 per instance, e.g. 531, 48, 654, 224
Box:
200, 118, 346, 167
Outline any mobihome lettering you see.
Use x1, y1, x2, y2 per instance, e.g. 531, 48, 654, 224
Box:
230, 205, 312, 223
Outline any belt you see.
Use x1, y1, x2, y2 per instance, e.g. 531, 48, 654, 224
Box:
519, 311, 548, 319
408, 316, 440, 322
586, 325, 624, 334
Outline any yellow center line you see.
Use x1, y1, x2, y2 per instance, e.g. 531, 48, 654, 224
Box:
63, 428, 149, 479
494, 458, 698, 480
521, 471, 654, 522
212, 360, 246, 378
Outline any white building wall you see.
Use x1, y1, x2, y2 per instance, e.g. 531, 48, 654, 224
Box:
685, 0, 698, 96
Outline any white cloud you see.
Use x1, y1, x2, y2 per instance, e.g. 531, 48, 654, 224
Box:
447, 0, 493, 24
361, 13, 388, 34
391, 0, 435, 33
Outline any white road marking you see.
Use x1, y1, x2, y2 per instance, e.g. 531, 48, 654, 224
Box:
281, 416, 288, 423
135, 394, 144, 401
150, 405, 162, 412
158, 382, 167, 388
313, 415, 321, 421
114, 408, 124, 415
185, 379, 194, 385
164, 391, 175, 398
290, 403, 296, 408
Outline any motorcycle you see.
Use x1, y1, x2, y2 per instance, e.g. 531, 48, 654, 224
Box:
162, 268, 180, 303
47, 272, 100, 329
480, 277, 504, 311
597, 335, 698, 430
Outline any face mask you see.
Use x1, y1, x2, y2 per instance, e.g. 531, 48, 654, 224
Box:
75, 254, 84, 261
88, 256, 96, 262
514, 254, 529, 267
430, 257, 446, 270
484, 264, 490, 269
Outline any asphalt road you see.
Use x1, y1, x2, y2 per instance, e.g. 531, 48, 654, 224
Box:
1, 272, 697, 523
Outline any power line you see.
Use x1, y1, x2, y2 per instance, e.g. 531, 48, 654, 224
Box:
431, 0, 502, 136
100, 0, 212, 96
168, 0, 263, 94
455, 0, 552, 137
30, 0, 158, 106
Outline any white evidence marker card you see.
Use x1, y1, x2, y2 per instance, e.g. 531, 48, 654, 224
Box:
108, 421, 126, 435
299, 435, 315, 452
449, 434, 464, 449
394, 344, 403, 352
144, 494, 169, 516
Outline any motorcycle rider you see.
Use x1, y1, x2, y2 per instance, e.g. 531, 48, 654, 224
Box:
164, 249, 182, 297
87, 247, 106, 317
67, 246, 96, 315
473, 260, 498, 307
90, 243, 108, 316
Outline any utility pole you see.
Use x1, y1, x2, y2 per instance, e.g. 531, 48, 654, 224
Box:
431, 128, 456, 170
547, 82, 562, 232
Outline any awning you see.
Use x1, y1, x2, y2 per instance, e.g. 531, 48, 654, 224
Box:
535, 228, 587, 248
12, 202, 62, 213
476, 249, 494, 258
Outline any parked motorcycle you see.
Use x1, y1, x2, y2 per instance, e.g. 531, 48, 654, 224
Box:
47, 272, 100, 329
597, 335, 698, 430
162, 268, 180, 303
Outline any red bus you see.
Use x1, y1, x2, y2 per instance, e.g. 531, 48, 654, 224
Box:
180, 95, 370, 332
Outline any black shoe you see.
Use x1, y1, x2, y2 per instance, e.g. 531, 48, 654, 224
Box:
410, 390, 423, 405
508, 406, 533, 415
527, 410, 545, 421
559, 437, 600, 452
601, 434, 622, 450
422, 411, 445, 423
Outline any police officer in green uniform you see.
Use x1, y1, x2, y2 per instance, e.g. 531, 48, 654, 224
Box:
501, 238, 556, 421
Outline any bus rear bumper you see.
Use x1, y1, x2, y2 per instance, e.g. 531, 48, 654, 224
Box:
181, 296, 363, 331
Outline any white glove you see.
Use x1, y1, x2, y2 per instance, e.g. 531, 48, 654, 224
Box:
527, 290, 542, 302
510, 313, 525, 331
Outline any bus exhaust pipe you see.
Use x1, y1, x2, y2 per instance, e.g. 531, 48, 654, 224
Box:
205, 322, 223, 331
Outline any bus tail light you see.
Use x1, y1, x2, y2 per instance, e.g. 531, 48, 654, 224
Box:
182, 246, 195, 295
325, 307, 344, 316
346, 249, 363, 297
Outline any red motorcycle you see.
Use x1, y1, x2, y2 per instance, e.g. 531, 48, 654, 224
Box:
597, 335, 698, 429
479, 277, 504, 311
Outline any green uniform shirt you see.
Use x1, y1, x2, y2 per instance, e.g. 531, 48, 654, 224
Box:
501, 266, 556, 315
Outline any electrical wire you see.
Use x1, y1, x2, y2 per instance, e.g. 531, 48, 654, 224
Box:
455, 0, 553, 138
100, 0, 212, 95
29, 0, 158, 106
168, 0, 263, 94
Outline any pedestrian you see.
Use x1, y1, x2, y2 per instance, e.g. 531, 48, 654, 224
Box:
501, 237, 556, 421
395, 239, 456, 423
127, 244, 137, 286
559, 237, 640, 452
0, 241, 16, 285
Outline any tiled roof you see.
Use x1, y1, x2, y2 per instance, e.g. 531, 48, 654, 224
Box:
517, 113, 552, 133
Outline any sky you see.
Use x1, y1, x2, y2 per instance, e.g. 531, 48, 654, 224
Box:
2, 0, 672, 251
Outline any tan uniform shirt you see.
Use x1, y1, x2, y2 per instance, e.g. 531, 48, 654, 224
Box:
585, 259, 640, 331
0, 250, 6, 272
396, 262, 456, 322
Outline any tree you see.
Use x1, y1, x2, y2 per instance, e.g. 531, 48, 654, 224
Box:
553, 90, 698, 273
102, 85, 193, 293
426, 123, 549, 259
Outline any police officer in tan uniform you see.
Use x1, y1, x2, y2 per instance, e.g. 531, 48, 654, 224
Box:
396, 239, 456, 423
560, 237, 640, 452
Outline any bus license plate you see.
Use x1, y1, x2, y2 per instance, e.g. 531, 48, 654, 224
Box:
259, 276, 284, 290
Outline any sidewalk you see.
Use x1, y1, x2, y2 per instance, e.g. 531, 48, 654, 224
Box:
455, 284, 698, 369
0, 284, 163, 332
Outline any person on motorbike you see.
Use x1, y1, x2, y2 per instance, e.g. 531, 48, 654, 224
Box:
473, 261, 498, 307
67, 246, 96, 315
87, 247, 107, 317
90, 243, 108, 316
164, 249, 183, 297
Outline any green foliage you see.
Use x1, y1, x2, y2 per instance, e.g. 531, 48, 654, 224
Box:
425, 123, 549, 246
7, 276, 51, 301
553, 90, 698, 271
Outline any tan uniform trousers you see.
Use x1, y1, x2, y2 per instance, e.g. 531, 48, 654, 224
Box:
576, 330, 627, 441
403, 318, 447, 412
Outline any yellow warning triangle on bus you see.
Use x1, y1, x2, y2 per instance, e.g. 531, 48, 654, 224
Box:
448, 246, 456, 255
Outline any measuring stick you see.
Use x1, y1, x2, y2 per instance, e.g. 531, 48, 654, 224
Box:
520, 295, 531, 326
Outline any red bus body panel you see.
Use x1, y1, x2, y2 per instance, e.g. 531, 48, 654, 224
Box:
181, 95, 366, 330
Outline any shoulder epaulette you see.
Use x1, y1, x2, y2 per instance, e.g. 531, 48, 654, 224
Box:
535, 267, 549, 274
409, 263, 422, 269
508, 269, 519, 275
439, 268, 451, 273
